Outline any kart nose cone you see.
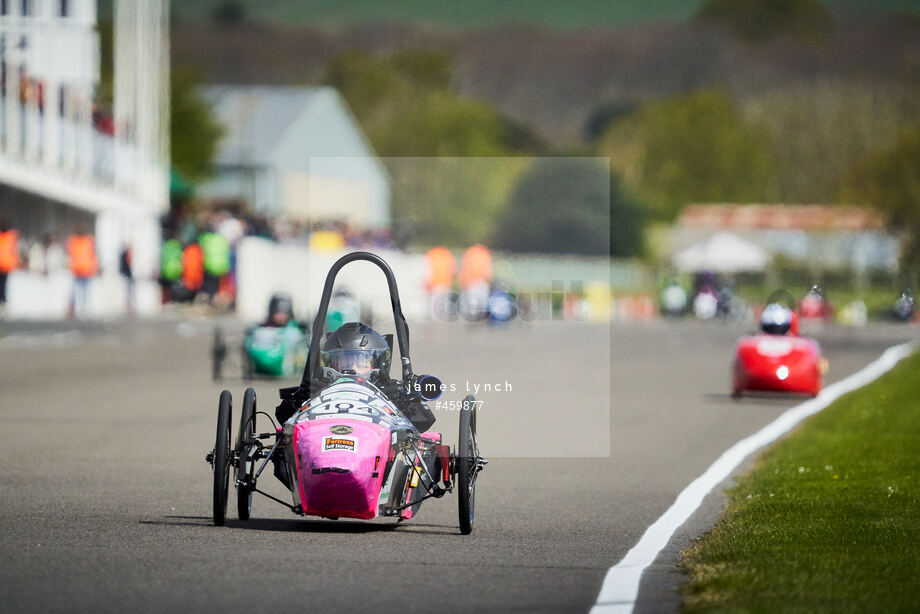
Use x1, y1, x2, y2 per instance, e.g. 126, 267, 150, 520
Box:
293, 419, 391, 520
776, 365, 790, 380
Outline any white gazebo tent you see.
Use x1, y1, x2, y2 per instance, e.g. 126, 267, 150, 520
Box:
673, 232, 771, 273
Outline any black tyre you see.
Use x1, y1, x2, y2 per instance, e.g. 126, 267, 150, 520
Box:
242, 348, 254, 381
236, 387, 256, 520
457, 395, 478, 535
212, 327, 226, 382
212, 390, 232, 526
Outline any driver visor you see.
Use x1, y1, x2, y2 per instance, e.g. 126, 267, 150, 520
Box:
320, 348, 389, 376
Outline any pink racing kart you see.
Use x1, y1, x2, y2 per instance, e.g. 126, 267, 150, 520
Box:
206, 252, 486, 534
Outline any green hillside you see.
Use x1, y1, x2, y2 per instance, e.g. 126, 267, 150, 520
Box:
171, 0, 919, 28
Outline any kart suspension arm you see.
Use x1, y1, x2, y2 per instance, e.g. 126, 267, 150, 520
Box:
252, 436, 282, 481
405, 438, 441, 489
388, 486, 448, 513
385, 444, 449, 514
252, 487, 301, 514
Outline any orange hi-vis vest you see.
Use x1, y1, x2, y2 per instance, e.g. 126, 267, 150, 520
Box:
67, 234, 98, 278
425, 246, 456, 291
182, 243, 204, 291
0, 230, 20, 273
457, 244, 493, 290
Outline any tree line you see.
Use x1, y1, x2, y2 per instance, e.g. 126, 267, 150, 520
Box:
166, 0, 919, 268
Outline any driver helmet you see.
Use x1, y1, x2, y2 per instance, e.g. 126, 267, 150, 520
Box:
320, 322, 391, 380
761, 302, 792, 335
267, 293, 294, 326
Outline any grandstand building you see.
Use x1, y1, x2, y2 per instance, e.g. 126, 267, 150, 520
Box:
0, 0, 168, 316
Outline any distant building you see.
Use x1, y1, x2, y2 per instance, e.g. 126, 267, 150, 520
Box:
673, 204, 899, 271
199, 86, 390, 230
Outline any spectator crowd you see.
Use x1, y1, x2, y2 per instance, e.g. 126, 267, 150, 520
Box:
158, 208, 397, 308
0, 219, 108, 317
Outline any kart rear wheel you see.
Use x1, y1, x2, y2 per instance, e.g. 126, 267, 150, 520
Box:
236, 388, 256, 520
242, 349, 254, 381
457, 395, 479, 535
212, 328, 226, 382
212, 390, 232, 526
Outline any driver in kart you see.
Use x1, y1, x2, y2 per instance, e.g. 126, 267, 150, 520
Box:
263, 293, 295, 327
760, 302, 793, 336
275, 322, 436, 432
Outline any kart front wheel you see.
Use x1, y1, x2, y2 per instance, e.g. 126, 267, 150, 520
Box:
236, 387, 256, 520
212, 390, 233, 526
457, 395, 479, 535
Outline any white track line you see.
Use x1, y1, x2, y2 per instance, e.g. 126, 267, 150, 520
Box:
591, 341, 916, 614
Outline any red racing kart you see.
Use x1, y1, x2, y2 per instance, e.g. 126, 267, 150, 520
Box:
798, 285, 834, 320
732, 291, 827, 398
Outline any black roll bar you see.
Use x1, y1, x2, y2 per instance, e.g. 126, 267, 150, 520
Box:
303, 251, 414, 388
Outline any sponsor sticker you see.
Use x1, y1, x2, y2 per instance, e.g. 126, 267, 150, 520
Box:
378, 475, 392, 504
329, 424, 354, 435
323, 436, 356, 453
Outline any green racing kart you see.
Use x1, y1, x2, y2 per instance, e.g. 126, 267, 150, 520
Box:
212, 319, 310, 381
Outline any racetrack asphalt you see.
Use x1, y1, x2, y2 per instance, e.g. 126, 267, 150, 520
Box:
0, 317, 915, 613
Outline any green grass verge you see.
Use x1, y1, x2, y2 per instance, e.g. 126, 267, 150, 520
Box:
680, 349, 920, 613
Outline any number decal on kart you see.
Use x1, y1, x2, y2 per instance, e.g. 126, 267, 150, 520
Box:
311, 413, 375, 423
318, 386, 375, 405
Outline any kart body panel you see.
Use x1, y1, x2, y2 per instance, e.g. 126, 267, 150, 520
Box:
282, 379, 419, 520
799, 293, 833, 320
292, 417, 391, 520
245, 322, 308, 377
733, 333, 823, 396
